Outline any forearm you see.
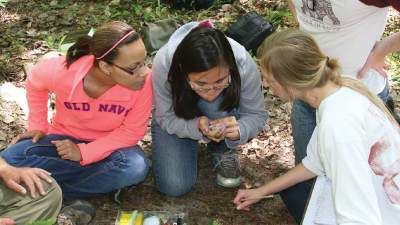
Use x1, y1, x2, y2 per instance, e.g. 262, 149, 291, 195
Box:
26, 80, 50, 132
259, 163, 316, 195
377, 32, 400, 57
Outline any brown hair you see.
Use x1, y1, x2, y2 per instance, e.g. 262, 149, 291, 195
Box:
66, 21, 140, 67
258, 29, 396, 124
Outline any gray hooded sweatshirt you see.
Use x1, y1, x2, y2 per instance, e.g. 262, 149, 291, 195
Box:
152, 21, 268, 148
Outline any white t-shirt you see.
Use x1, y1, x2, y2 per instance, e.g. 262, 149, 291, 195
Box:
303, 87, 400, 224
292, 0, 388, 94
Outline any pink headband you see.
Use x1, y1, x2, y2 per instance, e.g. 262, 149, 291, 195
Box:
198, 20, 213, 28
96, 30, 136, 60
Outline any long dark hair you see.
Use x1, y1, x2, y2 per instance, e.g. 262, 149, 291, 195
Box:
168, 25, 241, 119
66, 21, 140, 67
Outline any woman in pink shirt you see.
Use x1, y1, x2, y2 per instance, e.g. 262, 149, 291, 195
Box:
0, 21, 152, 199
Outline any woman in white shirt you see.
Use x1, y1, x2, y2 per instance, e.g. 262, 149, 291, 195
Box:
233, 29, 400, 224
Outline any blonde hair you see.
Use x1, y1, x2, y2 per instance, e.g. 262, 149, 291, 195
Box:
258, 29, 396, 124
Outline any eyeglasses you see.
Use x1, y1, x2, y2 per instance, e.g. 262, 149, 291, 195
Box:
111, 62, 146, 76
189, 75, 231, 93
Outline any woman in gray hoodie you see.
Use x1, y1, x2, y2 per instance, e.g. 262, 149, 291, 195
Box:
151, 21, 267, 197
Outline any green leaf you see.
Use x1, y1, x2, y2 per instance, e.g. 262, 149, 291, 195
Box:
208, 218, 221, 225
0, 0, 8, 8
25, 218, 56, 225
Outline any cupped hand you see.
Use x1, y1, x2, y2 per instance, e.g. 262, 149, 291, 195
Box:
198, 116, 225, 142
51, 139, 82, 161
209, 116, 240, 141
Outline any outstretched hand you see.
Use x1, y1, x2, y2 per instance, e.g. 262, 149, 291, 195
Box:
233, 188, 266, 211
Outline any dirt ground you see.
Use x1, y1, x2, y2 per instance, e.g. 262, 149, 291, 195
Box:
1, 1, 399, 225
87, 93, 296, 225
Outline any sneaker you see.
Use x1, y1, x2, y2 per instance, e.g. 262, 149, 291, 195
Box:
57, 200, 96, 225
212, 149, 241, 188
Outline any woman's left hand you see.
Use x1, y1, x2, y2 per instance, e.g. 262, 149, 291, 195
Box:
210, 116, 240, 141
51, 140, 82, 162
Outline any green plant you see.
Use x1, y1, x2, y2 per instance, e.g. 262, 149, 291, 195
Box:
264, 8, 293, 30
209, 218, 222, 225
0, 0, 9, 8
25, 218, 56, 225
45, 35, 58, 49
389, 53, 400, 82
58, 28, 95, 54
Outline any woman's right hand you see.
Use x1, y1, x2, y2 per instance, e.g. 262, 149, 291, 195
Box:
11, 130, 45, 145
198, 116, 225, 142
233, 188, 266, 211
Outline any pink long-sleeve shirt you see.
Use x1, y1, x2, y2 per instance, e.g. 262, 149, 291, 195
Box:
26, 55, 153, 165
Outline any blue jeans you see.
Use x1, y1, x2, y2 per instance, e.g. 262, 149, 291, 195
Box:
282, 83, 390, 224
0, 134, 149, 198
151, 95, 236, 197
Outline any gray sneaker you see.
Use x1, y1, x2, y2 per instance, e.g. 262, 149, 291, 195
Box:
57, 200, 96, 225
212, 149, 241, 188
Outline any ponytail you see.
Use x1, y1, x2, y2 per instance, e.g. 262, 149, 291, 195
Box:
324, 57, 397, 125
338, 77, 398, 125
66, 35, 92, 67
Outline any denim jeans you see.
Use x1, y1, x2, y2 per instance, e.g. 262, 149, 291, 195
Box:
282, 83, 390, 224
151, 95, 236, 197
0, 134, 149, 198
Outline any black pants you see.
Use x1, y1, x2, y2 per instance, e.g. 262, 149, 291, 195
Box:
279, 178, 315, 224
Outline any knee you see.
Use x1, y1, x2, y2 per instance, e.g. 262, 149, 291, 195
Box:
0, 140, 32, 164
122, 151, 149, 185
46, 179, 63, 208
156, 174, 195, 197
40, 178, 62, 216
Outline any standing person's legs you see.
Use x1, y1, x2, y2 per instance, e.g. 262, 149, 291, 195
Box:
0, 177, 62, 225
290, 100, 316, 164
377, 81, 400, 123
377, 80, 390, 103
0, 134, 149, 198
151, 118, 199, 197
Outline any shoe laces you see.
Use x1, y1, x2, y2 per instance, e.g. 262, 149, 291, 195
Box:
213, 150, 239, 171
